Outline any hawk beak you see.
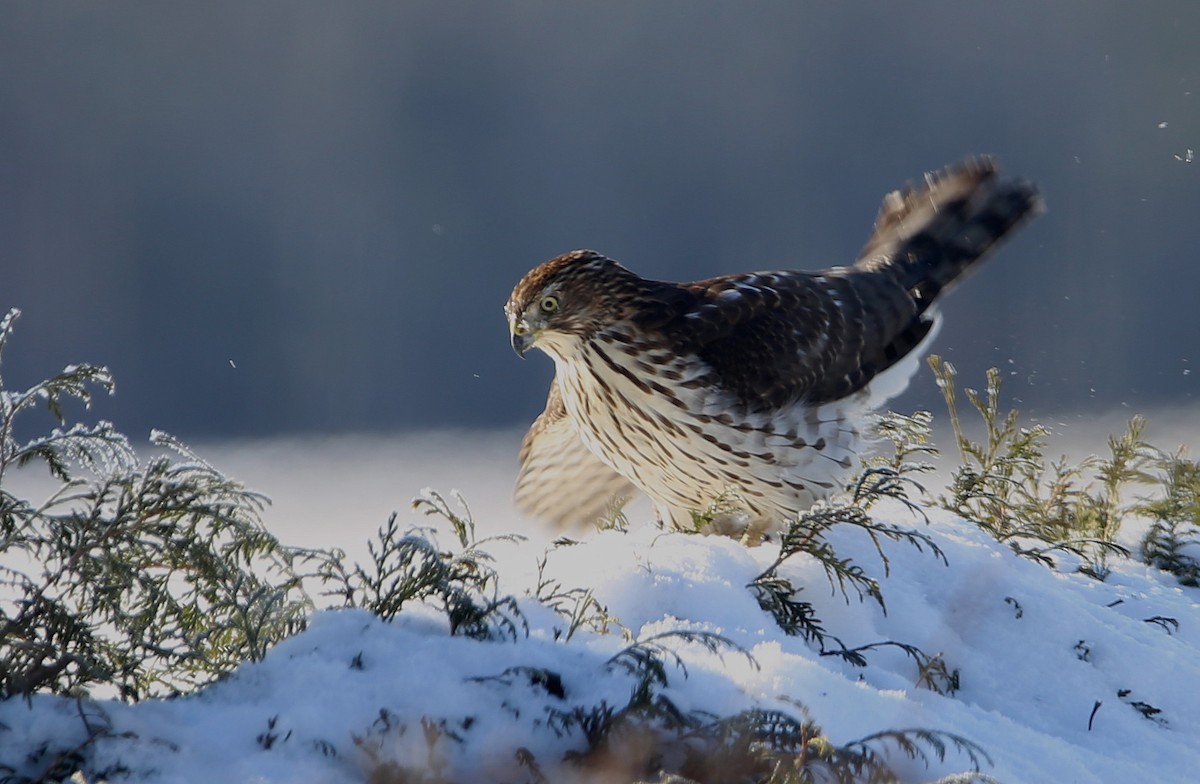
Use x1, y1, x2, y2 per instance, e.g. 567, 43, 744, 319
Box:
510, 321, 535, 359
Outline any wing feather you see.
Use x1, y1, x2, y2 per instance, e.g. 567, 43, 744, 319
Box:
672, 158, 1039, 411
515, 380, 638, 530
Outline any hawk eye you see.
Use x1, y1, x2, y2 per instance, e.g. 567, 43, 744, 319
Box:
539, 295, 560, 314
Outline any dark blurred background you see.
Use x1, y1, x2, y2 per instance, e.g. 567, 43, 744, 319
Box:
3, 1, 1197, 441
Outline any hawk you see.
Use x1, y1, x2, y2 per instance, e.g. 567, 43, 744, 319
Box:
506, 157, 1041, 540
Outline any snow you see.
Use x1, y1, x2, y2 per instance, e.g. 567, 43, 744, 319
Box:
3, 494, 1199, 782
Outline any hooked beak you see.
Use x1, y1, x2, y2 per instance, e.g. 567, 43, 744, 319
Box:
510, 319, 535, 358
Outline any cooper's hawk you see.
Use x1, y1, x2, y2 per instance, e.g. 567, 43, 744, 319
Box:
506, 157, 1041, 539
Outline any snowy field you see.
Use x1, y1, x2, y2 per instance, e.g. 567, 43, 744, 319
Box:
173, 406, 1200, 558
3, 416, 1199, 783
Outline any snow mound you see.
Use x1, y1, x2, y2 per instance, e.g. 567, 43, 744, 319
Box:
3, 515, 1198, 783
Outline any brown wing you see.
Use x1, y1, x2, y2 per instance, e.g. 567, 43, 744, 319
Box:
674, 271, 866, 410
673, 157, 1041, 411
515, 379, 638, 530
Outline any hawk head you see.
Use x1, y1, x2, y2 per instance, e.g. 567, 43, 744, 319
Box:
506, 249, 641, 360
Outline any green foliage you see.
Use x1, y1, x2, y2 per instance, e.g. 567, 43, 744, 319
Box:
315, 490, 527, 640
1116, 688, 1167, 726
532, 544, 617, 641
0, 698, 145, 784
0, 309, 311, 701
352, 709, 465, 784
868, 410, 939, 487
929, 355, 1200, 584
541, 631, 758, 772
598, 497, 633, 533
929, 356, 1150, 575
536, 634, 987, 784
1137, 451, 1200, 586
606, 630, 758, 690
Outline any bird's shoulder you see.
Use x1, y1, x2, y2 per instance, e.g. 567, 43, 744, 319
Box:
622, 269, 848, 410
677, 270, 833, 337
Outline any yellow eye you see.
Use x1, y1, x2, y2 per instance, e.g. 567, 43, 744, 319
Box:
539, 295, 560, 314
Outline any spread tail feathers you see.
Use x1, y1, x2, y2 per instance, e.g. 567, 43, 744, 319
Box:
856, 156, 1043, 311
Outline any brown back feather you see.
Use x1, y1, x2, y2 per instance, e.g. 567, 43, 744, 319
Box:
670, 157, 1041, 409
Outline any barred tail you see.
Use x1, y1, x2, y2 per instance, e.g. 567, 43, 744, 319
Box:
855, 156, 1043, 313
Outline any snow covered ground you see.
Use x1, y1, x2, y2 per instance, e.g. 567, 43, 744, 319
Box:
2, 423, 1199, 783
